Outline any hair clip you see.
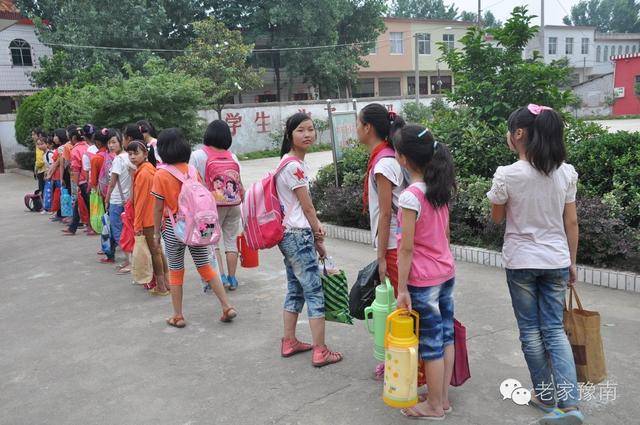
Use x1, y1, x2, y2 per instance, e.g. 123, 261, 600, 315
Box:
101, 128, 109, 135
527, 104, 553, 115
417, 128, 429, 138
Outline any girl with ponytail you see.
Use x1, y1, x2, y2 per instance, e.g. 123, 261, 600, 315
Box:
356, 103, 406, 295
487, 105, 583, 424
394, 125, 456, 420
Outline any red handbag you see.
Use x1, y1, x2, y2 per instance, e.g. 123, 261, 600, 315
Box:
450, 319, 471, 387
78, 193, 89, 224
119, 200, 135, 253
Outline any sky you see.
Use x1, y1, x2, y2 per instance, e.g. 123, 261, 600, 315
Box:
447, 0, 582, 26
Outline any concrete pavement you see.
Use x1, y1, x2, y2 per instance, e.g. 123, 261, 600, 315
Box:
590, 119, 639, 133
1, 170, 639, 425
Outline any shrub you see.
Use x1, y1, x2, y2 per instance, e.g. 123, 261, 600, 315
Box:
402, 101, 433, 124
14, 151, 35, 171
14, 89, 57, 149
42, 86, 92, 131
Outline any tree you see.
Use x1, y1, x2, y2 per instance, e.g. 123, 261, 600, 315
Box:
211, 0, 386, 99
458, 10, 502, 28
439, 6, 577, 122
173, 18, 263, 118
15, 0, 215, 86
562, 0, 640, 33
390, 0, 458, 20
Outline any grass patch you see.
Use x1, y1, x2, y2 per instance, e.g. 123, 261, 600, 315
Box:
237, 143, 332, 161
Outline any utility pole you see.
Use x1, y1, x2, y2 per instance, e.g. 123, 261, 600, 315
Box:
540, 0, 545, 57
414, 34, 420, 103
478, 0, 482, 27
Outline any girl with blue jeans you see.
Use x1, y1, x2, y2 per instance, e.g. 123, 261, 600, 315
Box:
277, 113, 342, 367
488, 105, 583, 425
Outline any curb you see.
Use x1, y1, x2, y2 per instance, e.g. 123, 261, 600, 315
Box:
323, 223, 640, 293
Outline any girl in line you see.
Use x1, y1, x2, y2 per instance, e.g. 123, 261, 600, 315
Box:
277, 113, 342, 367
394, 126, 457, 420
151, 128, 236, 328
64, 126, 90, 236
487, 105, 583, 425
137, 120, 161, 166
45, 129, 68, 222
126, 140, 170, 296
356, 104, 406, 295
190, 120, 243, 290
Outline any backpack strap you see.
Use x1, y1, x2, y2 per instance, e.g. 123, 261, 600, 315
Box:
162, 164, 195, 183
203, 145, 232, 161
275, 155, 302, 176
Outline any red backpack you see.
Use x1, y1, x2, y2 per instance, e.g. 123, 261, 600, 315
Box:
203, 147, 243, 207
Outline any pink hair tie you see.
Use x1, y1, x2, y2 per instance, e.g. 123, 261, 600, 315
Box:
527, 104, 553, 115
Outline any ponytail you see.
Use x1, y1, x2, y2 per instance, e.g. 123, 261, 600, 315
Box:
394, 125, 456, 208
360, 103, 405, 145
507, 105, 565, 175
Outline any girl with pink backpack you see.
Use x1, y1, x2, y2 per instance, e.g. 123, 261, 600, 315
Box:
275, 113, 342, 367
190, 120, 244, 291
151, 128, 236, 328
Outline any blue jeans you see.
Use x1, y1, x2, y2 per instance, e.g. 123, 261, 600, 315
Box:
106, 203, 124, 260
506, 268, 578, 409
278, 229, 324, 319
409, 278, 455, 361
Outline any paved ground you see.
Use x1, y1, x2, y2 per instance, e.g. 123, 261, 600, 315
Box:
589, 119, 640, 133
2, 167, 639, 425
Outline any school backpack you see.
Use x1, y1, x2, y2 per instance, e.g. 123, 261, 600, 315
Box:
97, 151, 115, 198
24, 190, 43, 212
241, 156, 301, 251
203, 146, 243, 207
162, 164, 220, 247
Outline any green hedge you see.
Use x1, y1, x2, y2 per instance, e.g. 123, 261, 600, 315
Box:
14, 151, 35, 171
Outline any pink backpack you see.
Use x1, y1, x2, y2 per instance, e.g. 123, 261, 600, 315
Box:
203, 147, 243, 207
97, 151, 115, 198
241, 156, 301, 250
162, 164, 220, 247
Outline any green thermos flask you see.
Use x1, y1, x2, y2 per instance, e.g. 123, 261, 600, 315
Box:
364, 278, 397, 361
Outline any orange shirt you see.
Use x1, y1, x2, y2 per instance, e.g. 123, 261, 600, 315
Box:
90, 148, 107, 188
133, 162, 156, 232
151, 163, 201, 217
63, 142, 73, 162
51, 150, 61, 181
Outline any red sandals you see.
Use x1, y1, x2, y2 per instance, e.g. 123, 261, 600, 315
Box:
281, 338, 313, 357
312, 345, 343, 367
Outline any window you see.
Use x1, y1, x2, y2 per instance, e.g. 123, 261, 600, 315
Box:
625, 45, 630, 54
353, 78, 375, 98
390, 32, 404, 54
431, 75, 452, 93
417, 33, 431, 55
618, 45, 623, 55
596, 45, 601, 62
548, 37, 557, 55
611, 45, 616, 57
604, 45, 609, 61
9, 39, 32, 67
581, 38, 589, 54
293, 93, 309, 101
408, 76, 429, 95
368, 40, 377, 55
256, 94, 277, 103
566, 37, 573, 55
378, 77, 401, 96
636, 75, 640, 95
443, 34, 454, 51
633, 45, 637, 54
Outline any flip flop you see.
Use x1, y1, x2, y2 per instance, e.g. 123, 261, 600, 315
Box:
167, 315, 186, 328
149, 287, 170, 296
530, 395, 557, 414
400, 407, 445, 421
539, 408, 585, 425
220, 307, 237, 323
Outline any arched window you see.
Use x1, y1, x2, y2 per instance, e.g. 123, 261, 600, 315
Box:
633, 45, 637, 54
618, 45, 623, 55
625, 45, 630, 54
9, 39, 33, 67
596, 45, 601, 62
604, 45, 609, 61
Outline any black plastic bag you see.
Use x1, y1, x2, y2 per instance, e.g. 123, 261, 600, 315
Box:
349, 260, 380, 320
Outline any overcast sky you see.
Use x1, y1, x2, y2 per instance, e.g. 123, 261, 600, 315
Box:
448, 0, 581, 25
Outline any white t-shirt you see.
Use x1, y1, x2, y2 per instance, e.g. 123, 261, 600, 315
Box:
109, 152, 134, 205
398, 182, 427, 219
276, 155, 311, 229
368, 157, 406, 249
189, 148, 241, 181
487, 160, 579, 269
82, 145, 98, 172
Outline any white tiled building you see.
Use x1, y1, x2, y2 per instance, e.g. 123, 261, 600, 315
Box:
592, 33, 640, 76
0, 0, 52, 113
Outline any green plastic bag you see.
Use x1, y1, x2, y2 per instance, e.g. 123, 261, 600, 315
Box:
321, 262, 353, 325
89, 189, 105, 233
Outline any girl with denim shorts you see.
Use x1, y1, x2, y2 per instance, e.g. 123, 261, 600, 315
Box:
487, 105, 582, 425
276, 113, 342, 368
394, 125, 457, 420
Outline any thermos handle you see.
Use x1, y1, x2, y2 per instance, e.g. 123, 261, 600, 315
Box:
409, 346, 418, 393
385, 278, 394, 314
364, 306, 373, 334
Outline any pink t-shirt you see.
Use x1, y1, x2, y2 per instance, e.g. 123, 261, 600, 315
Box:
397, 183, 455, 287
70, 141, 89, 183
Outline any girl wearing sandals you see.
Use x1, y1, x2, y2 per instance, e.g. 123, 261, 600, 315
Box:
394, 126, 457, 421
151, 128, 236, 328
487, 105, 583, 425
277, 113, 342, 367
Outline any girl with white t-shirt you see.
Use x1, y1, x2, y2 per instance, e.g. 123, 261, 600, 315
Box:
276, 113, 342, 367
356, 103, 406, 295
487, 105, 583, 425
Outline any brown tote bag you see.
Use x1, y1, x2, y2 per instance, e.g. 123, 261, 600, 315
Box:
563, 286, 607, 384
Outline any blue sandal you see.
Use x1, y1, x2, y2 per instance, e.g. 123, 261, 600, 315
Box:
539, 408, 584, 425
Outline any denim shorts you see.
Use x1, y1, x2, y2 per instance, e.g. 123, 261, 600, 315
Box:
409, 278, 455, 361
278, 228, 324, 319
